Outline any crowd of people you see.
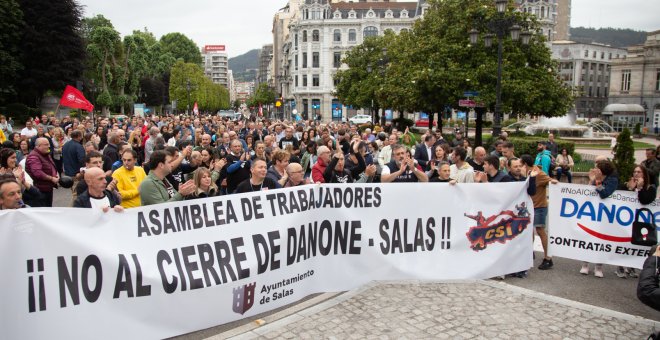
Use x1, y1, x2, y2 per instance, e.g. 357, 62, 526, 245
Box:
0, 111, 658, 312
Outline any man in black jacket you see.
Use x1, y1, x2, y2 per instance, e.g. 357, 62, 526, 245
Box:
638, 244, 660, 311
73, 167, 123, 212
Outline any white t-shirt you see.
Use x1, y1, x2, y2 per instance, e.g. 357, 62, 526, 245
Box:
21, 127, 37, 139
89, 195, 111, 211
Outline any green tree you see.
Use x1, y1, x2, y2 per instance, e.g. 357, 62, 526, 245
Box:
169, 60, 206, 113
334, 36, 389, 124
87, 25, 121, 116
160, 33, 202, 65
0, 0, 24, 104
613, 128, 635, 185
17, 0, 86, 106
248, 83, 276, 112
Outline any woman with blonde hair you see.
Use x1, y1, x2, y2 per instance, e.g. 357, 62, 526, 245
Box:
185, 167, 219, 200
51, 127, 69, 175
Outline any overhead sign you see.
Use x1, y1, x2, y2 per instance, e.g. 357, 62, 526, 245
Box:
463, 91, 479, 97
204, 45, 226, 52
459, 100, 476, 107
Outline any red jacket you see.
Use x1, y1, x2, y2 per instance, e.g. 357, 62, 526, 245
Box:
25, 150, 58, 192
311, 157, 327, 183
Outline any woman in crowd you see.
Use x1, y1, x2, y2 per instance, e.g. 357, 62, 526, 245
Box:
299, 130, 310, 151
0, 147, 41, 206
17, 140, 30, 162
245, 134, 255, 156
300, 141, 317, 179
428, 144, 451, 171
185, 167, 219, 200
128, 129, 143, 164
51, 127, 68, 176
463, 139, 473, 159
308, 128, 319, 143
93, 126, 107, 150
345, 141, 367, 178
582, 158, 619, 278
199, 147, 217, 169
615, 165, 658, 278
555, 148, 574, 183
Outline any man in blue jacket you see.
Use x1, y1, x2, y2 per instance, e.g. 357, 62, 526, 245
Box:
62, 130, 86, 201
534, 141, 552, 175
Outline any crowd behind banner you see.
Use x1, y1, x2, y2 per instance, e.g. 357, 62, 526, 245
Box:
0, 111, 658, 312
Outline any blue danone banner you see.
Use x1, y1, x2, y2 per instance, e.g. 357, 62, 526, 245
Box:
548, 183, 658, 267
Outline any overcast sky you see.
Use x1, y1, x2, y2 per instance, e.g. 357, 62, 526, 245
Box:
77, 0, 659, 58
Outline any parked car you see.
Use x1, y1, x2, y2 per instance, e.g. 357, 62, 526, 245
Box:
349, 114, 372, 125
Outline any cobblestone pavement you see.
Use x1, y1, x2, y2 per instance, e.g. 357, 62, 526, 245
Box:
222, 281, 659, 340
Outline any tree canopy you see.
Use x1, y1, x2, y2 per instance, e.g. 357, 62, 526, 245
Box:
160, 33, 203, 65
0, 0, 24, 104
16, 0, 86, 106
169, 61, 229, 112
334, 0, 573, 135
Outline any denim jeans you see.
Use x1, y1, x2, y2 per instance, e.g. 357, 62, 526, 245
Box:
556, 167, 572, 183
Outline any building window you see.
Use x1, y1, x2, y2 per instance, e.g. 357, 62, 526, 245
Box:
295, 55, 299, 70
333, 77, 340, 87
593, 51, 597, 58
364, 26, 378, 38
295, 75, 298, 87
303, 52, 308, 68
303, 99, 309, 117
609, 53, 612, 60
303, 75, 308, 87
302, 31, 307, 42
601, 52, 605, 59
333, 52, 341, 68
584, 50, 589, 57
312, 30, 320, 42
312, 52, 319, 68
295, 34, 298, 49
312, 75, 320, 87
621, 69, 631, 92
588, 87, 592, 97
334, 29, 341, 42
348, 29, 356, 41
596, 87, 600, 97
656, 69, 660, 91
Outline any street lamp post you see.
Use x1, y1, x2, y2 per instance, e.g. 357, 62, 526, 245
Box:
469, 0, 532, 138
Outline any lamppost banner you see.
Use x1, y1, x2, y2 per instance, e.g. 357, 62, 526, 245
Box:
0, 183, 533, 339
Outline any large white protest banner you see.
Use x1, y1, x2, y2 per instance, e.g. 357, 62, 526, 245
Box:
548, 183, 658, 268
0, 183, 533, 339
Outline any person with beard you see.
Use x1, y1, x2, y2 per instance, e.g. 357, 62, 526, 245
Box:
139, 150, 196, 206
381, 144, 428, 183
163, 145, 194, 190
223, 140, 252, 194
323, 151, 354, 183
474, 155, 512, 183
235, 159, 279, 193
112, 149, 146, 208
428, 162, 453, 183
279, 127, 300, 156
534, 141, 553, 175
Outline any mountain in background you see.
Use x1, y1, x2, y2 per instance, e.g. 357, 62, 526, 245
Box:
569, 27, 647, 48
229, 49, 259, 82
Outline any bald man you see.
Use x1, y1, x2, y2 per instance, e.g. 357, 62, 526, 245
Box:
284, 163, 307, 187
25, 137, 58, 207
73, 167, 123, 212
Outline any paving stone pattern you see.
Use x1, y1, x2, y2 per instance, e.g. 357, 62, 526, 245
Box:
247, 282, 655, 339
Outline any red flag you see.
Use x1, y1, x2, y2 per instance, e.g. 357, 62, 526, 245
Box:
193, 102, 199, 115
259, 104, 263, 117
59, 85, 94, 112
